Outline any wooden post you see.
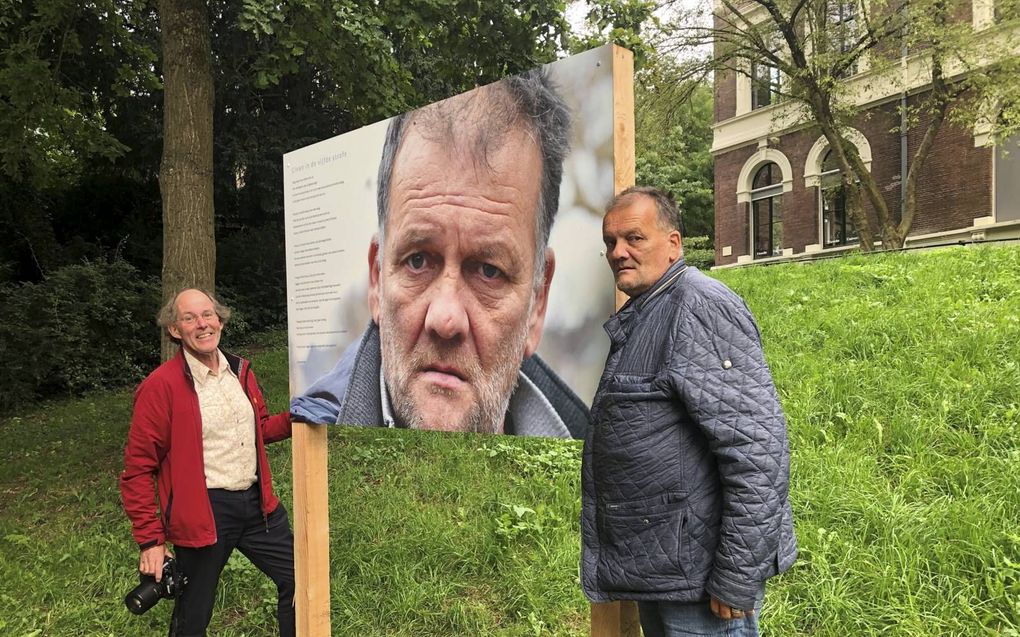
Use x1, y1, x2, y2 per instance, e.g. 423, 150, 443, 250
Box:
589, 44, 642, 637
592, 600, 642, 637
292, 422, 331, 636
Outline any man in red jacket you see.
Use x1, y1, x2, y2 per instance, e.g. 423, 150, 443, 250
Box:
120, 288, 295, 637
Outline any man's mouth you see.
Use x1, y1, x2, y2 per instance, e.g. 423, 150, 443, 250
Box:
418, 364, 469, 391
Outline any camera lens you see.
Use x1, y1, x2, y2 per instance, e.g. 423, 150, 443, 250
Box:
124, 577, 163, 615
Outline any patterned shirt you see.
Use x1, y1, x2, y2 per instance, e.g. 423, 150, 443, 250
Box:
184, 349, 257, 490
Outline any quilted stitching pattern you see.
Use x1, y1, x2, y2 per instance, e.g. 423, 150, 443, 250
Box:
581, 263, 797, 609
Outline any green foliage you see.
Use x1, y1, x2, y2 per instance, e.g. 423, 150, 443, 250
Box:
0, 0, 158, 188
568, 0, 658, 66
0, 259, 160, 410
635, 59, 714, 239
0, 0, 160, 280
683, 235, 715, 269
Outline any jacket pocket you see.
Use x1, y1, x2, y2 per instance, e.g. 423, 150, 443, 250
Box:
596, 503, 686, 593
598, 374, 663, 404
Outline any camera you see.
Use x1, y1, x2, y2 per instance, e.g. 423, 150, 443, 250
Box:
124, 556, 188, 615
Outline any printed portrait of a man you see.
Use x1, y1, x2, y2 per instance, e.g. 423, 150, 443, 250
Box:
284, 46, 617, 439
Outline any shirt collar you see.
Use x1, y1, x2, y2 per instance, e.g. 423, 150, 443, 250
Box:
378, 367, 569, 437
183, 348, 230, 386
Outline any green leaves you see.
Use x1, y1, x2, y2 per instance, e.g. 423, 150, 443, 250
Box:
635, 59, 715, 240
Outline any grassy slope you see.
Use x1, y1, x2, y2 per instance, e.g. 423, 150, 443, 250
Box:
0, 245, 1017, 636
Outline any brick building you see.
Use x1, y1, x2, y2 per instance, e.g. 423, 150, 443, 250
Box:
712, 0, 1020, 267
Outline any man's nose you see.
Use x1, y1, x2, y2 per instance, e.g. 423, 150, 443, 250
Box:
423, 271, 469, 341
609, 242, 629, 262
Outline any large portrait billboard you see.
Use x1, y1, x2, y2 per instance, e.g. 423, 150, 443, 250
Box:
283, 45, 616, 438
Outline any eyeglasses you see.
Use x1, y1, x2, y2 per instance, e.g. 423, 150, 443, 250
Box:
177, 310, 218, 326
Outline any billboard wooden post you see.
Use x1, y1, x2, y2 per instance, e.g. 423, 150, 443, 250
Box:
589, 44, 642, 637
292, 422, 330, 636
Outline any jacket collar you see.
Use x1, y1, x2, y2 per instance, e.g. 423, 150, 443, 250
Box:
175, 347, 245, 383
605, 258, 688, 343
633, 257, 689, 311
341, 322, 585, 438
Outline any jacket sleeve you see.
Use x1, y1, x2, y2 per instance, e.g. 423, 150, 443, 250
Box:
262, 411, 293, 444
670, 299, 791, 610
119, 377, 171, 549
247, 367, 292, 444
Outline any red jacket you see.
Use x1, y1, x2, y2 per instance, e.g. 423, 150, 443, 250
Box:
120, 349, 292, 548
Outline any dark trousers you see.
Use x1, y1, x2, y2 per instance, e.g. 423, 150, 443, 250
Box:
170, 486, 295, 637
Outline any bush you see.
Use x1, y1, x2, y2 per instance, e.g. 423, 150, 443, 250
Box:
0, 259, 160, 410
684, 235, 715, 269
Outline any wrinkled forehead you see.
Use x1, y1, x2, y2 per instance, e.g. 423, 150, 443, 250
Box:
604, 195, 660, 232
388, 118, 543, 224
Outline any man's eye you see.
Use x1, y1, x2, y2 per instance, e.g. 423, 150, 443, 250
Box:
406, 253, 427, 271
479, 263, 503, 280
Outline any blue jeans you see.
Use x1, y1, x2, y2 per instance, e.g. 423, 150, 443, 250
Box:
637, 600, 760, 637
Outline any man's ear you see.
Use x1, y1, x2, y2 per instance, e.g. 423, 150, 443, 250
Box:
524, 248, 556, 358
168, 324, 182, 341
668, 229, 683, 263
368, 234, 381, 324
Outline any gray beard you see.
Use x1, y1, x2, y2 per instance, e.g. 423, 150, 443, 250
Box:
378, 299, 531, 434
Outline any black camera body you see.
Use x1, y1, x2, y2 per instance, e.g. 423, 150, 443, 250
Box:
124, 556, 188, 615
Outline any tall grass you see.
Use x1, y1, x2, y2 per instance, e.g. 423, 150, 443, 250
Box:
0, 245, 1017, 636
715, 246, 1020, 636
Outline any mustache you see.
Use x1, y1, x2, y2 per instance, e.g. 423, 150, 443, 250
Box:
405, 340, 482, 382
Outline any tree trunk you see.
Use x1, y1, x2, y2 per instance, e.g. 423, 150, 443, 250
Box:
844, 180, 876, 252
158, 0, 215, 361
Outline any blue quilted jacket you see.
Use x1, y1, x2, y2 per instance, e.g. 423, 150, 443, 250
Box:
580, 259, 797, 609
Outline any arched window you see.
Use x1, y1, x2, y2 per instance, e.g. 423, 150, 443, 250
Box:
819, 150, 858, 247
751, 163, 784, 258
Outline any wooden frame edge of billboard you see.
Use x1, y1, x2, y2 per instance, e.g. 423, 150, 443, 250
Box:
590, 44, 641, 637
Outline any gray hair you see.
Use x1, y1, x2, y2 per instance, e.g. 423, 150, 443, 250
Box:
156, 288, 231, 342
607, 186, 684, 234
376, 68, 572, 283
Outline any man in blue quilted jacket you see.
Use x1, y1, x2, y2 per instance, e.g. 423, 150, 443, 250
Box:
581, 186, 797, 637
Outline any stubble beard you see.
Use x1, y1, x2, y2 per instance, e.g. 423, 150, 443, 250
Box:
378, 297, 532, 434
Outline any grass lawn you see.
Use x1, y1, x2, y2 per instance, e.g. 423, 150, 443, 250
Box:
1, 244, 1018, 636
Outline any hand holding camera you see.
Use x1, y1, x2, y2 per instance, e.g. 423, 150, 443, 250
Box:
125, 552, 188, 615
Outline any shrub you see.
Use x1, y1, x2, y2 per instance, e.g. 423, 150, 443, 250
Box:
0, 259, 160, 410
684, 234, 715, 269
